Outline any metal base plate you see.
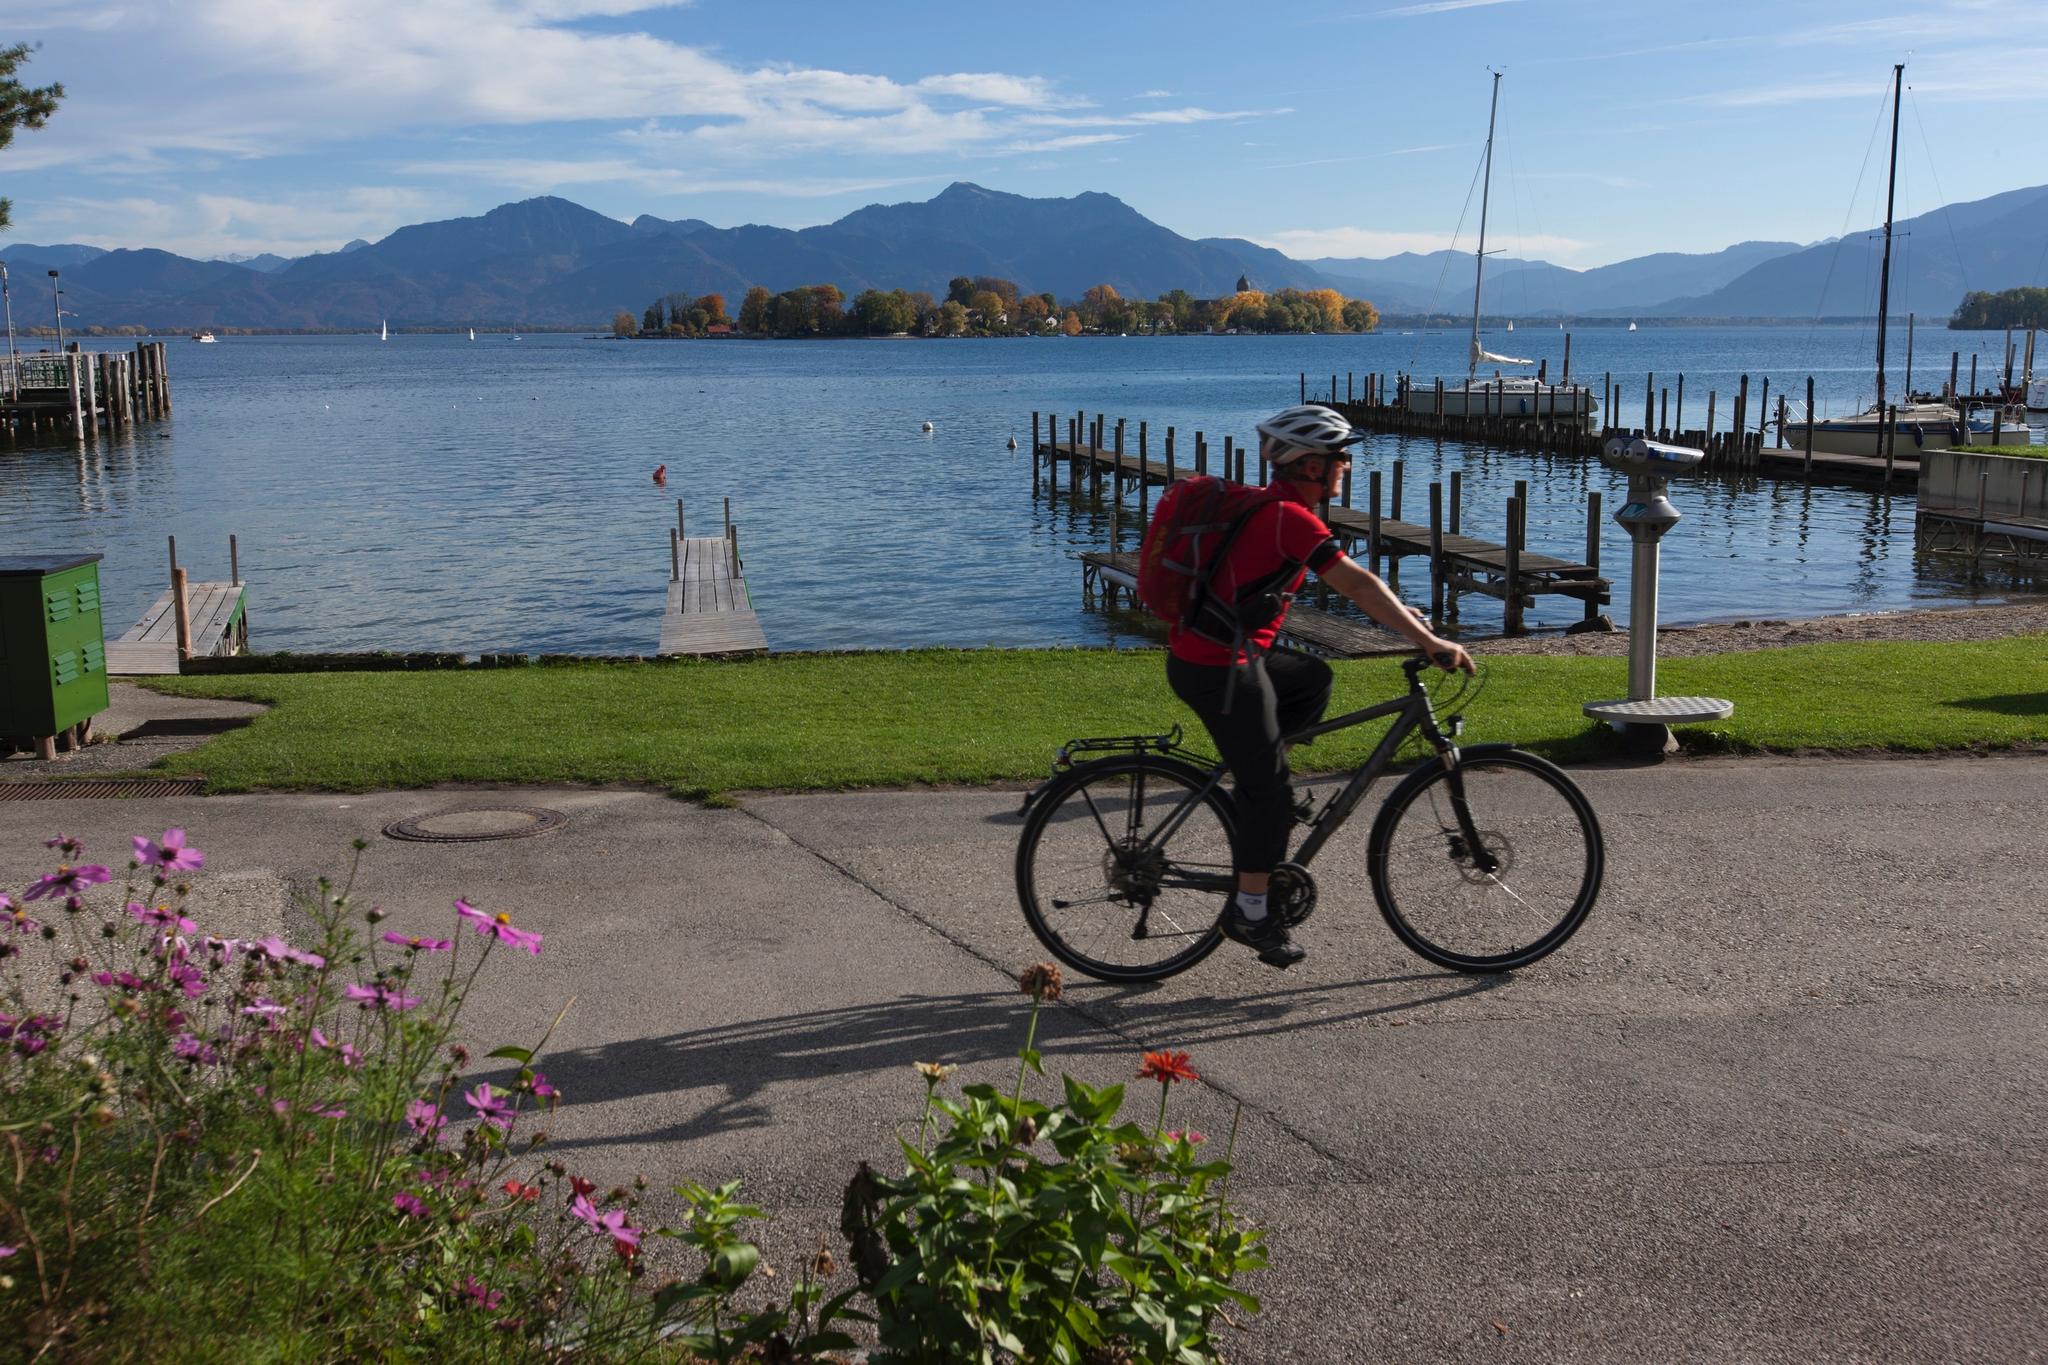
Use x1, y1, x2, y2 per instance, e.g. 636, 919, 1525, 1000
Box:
1582, 696, 1734, 724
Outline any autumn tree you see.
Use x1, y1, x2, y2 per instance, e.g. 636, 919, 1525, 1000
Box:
642, 302, 663, 333
1303, 288, 1347, 333
937, 299, 969, 337
968, 290, 1006, 331
1341, 298, 1380, 333
612, 310, 638, 338
738, 286, 772, 334
0, 44, 61, 233
1017, 295, 1050, 330
1079, 283, 1121, 324
808, 283, 844, 331
853, 288, 916, 335
970, 276, 1020, 311
695, 293, 727, 325
1060, 309, 1082, 337
946, 276, 976, 306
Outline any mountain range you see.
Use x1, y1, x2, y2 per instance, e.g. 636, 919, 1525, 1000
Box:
1, 180, 2042, 330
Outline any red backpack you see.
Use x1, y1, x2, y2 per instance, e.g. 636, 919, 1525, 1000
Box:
1136, 476, 1285, 634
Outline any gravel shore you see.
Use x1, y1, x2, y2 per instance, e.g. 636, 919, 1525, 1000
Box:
1475, 599, 2048, 657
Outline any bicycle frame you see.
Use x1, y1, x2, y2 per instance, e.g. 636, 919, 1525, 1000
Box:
1126, 661, 1493, 877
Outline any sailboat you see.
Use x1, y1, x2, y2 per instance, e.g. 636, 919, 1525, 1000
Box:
380, 320, 388, 342
1627, 321, 1637, 332
1783, 65, 2028, 458
1506, 320, 1515, 332
469, 328, 476, 342
1402, 72, 1598, 428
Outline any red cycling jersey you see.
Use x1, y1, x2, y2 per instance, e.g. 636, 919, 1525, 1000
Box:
1167, 488, 1343, 666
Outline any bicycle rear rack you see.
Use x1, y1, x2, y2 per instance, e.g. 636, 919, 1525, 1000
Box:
1018, 725, 1216, 814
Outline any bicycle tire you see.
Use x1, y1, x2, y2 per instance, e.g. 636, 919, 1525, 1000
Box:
1015, 754, 1235, 983
1367, 746, 1603, 973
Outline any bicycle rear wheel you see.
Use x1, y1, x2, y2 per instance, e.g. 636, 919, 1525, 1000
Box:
1367, 747, 1603, 973
1015, 754, 1234, 982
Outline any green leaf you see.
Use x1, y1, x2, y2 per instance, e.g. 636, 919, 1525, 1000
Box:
1020, 1046, 1044, 1076
484, 1045, 532, 1063
710, 1241, 759, 1287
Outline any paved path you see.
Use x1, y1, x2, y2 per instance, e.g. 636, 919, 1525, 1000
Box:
1, 754, 2041, 1363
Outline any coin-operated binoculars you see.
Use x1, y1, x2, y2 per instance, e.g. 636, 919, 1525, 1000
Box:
1582, 437, 1734, 756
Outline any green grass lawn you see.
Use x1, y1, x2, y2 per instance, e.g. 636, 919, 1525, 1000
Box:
1951, 445, 2047, 459
137, 637, 2048, 797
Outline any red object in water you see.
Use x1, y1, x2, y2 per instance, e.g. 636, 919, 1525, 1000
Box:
652, 464, 667, 485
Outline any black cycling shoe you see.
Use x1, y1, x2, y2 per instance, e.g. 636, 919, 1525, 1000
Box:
1219, 902, 1306, 969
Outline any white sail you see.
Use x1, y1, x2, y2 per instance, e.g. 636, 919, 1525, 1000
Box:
468, 328, 475, 341
1627, 321, 1637, 332
1471, 337, 1534, 368
380, 320, 388, 341
1506, 320, 1514, 332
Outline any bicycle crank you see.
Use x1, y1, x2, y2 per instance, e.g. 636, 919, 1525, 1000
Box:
1268, 862, 1318, 928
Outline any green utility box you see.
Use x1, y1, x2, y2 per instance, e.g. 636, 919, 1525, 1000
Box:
0, 554, 111, 755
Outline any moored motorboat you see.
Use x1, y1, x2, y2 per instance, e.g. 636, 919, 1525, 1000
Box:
190, 330, 216, 343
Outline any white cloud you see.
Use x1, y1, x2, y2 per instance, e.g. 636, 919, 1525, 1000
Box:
1135, 89, 1174, 99
1376, 0, 1520, 15
1021, 106, 1290, 129
1000, 134, 1131, 154
402, 157, 926, 197
1256, 226, 1590, 262
24, 187, 443, 257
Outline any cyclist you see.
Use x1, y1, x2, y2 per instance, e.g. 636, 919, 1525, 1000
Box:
1167, 404, 1474, 969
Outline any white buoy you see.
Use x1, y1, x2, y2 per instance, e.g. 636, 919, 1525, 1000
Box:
921, 421, 934, 432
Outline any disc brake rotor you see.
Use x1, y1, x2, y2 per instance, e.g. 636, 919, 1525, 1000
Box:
1450, 829, 1514, 885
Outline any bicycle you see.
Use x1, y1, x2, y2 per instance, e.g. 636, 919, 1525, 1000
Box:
1014, 655, 1604, 982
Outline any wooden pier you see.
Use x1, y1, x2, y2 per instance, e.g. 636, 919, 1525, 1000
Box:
1298, 367, 2017, 492
1037, 410, 1609, 638
2, 343, 173, 442
107, 538, 248, 676
659, 499, 767, 656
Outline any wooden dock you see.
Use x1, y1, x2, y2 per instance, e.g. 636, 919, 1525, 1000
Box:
108, 581, 247, 676
658, 528, 767, 657
1037, 410, 1609, 634
2, 344, 173, 442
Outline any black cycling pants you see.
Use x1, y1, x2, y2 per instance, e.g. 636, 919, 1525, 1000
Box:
1166, 647, 1334, 875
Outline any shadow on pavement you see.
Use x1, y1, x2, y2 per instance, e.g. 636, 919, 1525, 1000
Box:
521, 969, 1504, 1152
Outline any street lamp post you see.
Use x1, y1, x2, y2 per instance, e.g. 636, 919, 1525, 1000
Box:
48, 269, 64, 351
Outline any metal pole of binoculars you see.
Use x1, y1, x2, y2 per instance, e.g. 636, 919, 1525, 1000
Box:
1583, 437, 1734, 757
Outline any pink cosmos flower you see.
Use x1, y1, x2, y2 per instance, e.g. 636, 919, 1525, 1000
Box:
569, 1194, 642, 1260
381, 930, 452, 952
0, 1244, 15, 1258
455, 900, 543, 955
128, 901, 198, 936
406, 1100, 448, 1140
247, 936, 325, 968
464, 1082, 515, 1130
392, 1192, 428, 1219
241, 998, 289, 1018
134, 828, 204, 873
24, 864, 110, 901
344, 982, 421, 1012
172, 1033, 219, 1065
459, 1275, 503, 1310
43, 834, 84, 855
5, 905, 38, 936
528, 1072, 560, 1105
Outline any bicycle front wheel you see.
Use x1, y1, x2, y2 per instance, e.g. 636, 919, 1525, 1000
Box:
1367, 747, 1603, 973
1015, 755, 1235, 983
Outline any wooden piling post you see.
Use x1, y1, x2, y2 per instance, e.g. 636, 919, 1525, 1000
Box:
1195, 432, 1207, 476
670, 528, 680, 581
1368, 470, 1383, 574
1300, 372, 1306, 403
1735, 375, 1750, 452
1803, 377, 1815, 474
1165, 426, 1177, 485
1113, 419, 1126, 506
1948, 352, 1960, 401
229, 534, 239, 587
1757, 377, 1771, 440
1584, 491, 1602, 623
728, 523, 740, 576
1390, 460, 1404, 521
1031, 411, 1041, 493
1675, 374, 1685, 432
723, 496, 731, 539
67, 353, 84, 441
1428, 482, 1445, 622
677, 498, 686, 541
1138, 422, 1150, 522
168, 534, 179, 583
1707, 392, 1718, 449
156, 342, 171, 414
1885, 404, 1898, 483
1223, 435, 1235, 485
1449, 470, 1462, 535
173, 566, 193, 661
1504, 496, 1524, 636
1563, 332, 1572, 384
1659, 387, 1669, 438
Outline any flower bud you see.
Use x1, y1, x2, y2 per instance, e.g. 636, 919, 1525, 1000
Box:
366, 905, 388, 924
89, 1104, 116, 1127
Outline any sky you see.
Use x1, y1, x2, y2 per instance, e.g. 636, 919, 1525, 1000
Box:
2, 0, 2043, 270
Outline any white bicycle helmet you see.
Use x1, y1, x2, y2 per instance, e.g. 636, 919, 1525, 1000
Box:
1256, 404, 1363, 466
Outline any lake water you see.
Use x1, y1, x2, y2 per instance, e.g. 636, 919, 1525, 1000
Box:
1, 326, 2041, 655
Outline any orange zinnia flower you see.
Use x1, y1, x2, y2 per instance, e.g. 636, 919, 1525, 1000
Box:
1137, 1050, 1198, 1086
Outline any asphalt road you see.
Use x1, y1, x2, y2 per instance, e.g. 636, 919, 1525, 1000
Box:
1, 751, 2040, 1363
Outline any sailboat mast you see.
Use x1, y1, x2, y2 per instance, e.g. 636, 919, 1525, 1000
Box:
1873, 62, 1903, 414
1468, 69, 1502, 385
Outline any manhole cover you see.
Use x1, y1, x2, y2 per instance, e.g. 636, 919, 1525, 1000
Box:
383, 806, 568, 843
